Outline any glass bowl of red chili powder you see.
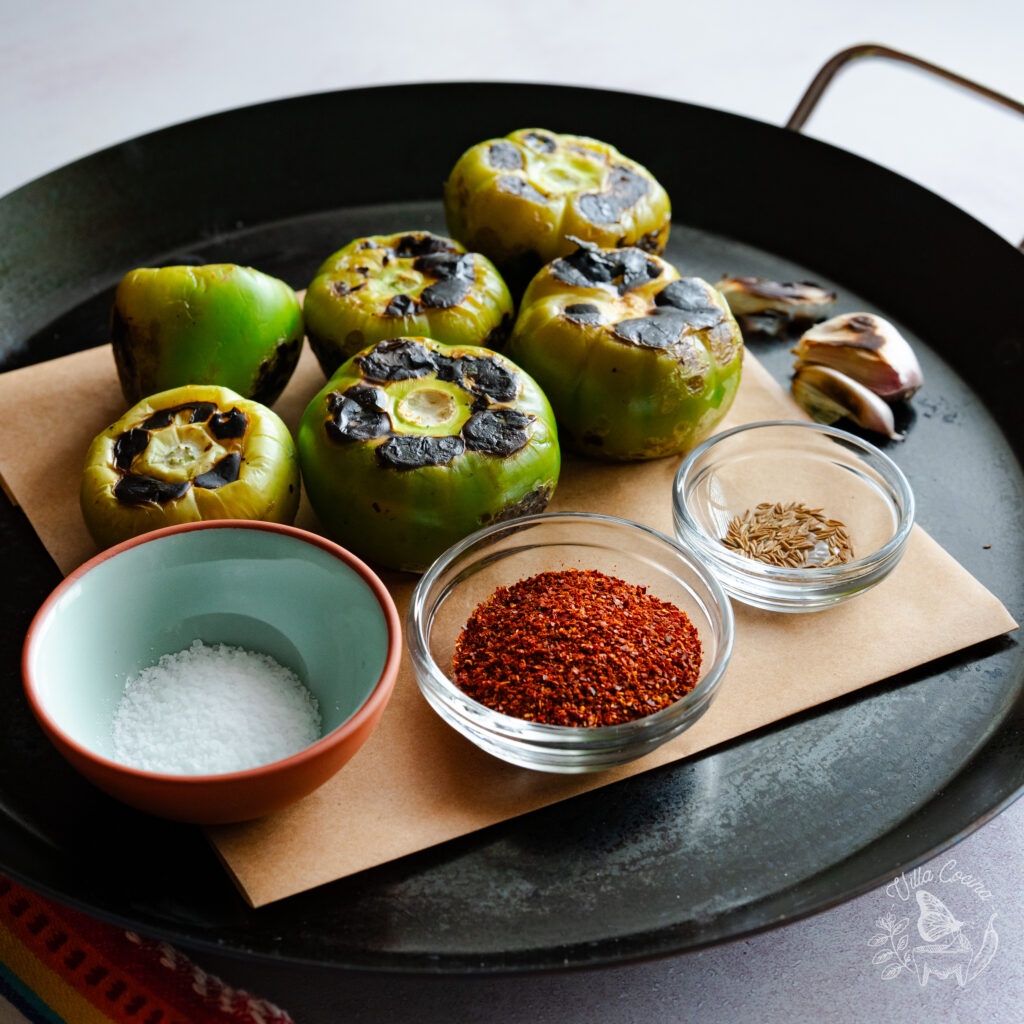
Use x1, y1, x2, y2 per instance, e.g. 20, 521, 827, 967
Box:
672, 420, 915, 613
408, 512, 734, 772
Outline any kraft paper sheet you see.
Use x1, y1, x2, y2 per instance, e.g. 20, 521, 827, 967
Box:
0, 344, 1015, 907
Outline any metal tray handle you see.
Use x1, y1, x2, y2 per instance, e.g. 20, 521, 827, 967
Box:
786, 43, 1024, 250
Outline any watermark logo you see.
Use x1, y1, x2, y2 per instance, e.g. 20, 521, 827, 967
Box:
868, 860, 999, 987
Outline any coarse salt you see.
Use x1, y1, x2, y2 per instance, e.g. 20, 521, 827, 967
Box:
112, 640, 321, 775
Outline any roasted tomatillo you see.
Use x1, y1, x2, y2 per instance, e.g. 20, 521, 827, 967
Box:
298, 337, 560, 572
111, 264, 304, 405
81, 384, 300, 549
444, 129, 670, 288
303, 231, 514, 377
507, 245, 743, 461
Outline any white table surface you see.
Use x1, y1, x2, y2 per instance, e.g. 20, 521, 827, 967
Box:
3, 1, 1023, 1021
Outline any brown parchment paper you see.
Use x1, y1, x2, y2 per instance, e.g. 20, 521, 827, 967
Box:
0, 345, 1016, 907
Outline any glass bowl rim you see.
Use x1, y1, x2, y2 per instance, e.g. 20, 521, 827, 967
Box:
407, 510, 736, 741
672, 419, 916, 583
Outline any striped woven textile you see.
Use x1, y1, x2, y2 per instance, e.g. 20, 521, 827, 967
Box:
0, 874, 293, 1024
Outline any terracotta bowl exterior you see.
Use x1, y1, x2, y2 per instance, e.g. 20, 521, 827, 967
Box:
22, 521, 402, 824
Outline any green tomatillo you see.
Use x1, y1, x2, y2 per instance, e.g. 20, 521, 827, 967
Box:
506, 245, 744, 461
111, 264, 304, 406
444, 128, 671, 289
302, 231, 514, 377
81, 384, 300, 550
298, 337, 560, 572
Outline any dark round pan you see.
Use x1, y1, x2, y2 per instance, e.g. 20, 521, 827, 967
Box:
0, 83, 1021, 974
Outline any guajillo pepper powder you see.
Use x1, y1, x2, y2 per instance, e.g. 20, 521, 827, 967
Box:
452, 569, 702, 727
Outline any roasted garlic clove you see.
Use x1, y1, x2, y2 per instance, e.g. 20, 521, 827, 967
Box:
791, 364, 903, 440
792, 312, 923, 400
715, 276, 836, 320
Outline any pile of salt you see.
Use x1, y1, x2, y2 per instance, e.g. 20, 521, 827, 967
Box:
112, 640, 321, 775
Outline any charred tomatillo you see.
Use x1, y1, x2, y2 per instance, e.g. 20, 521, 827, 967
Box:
507, 245, 743, 461
298, 337, 560, 573
81, 384, 300, 549
444, 128, 670, 289
303, 231, 514, 377
111, 264, 304, 406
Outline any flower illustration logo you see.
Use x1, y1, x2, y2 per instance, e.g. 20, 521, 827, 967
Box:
868, 890, 998, 987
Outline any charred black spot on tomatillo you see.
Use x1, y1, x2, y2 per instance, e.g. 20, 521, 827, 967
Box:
488, 141, 524, 169
113, 474, 191, 505
614, 311, 688, 349
113, 428, 149, 470
633, 229, 664, 253
552, 248, 614, 288
483, 312, 513, 350
552, 246, 662, 295
331, 280, 364, 297
496, 175, 548, 205
413, 251, 473, 280
376, 434, 466, 470
356, 239, 378, 250
615, 230, 667, 254
325, 386, 391, 443
358, 339, 437, 381
653, 279, 727, 333
577, 165, 651, 225
383, 293, 421, 317
208, 406, 249, 441
193, 453, 241, 489
142, 402, 218, 430
420, 276, 472, 309
432, 352, 464, 385
484, 484, 553, 524
460, 355, 518, 402
462, 408, 534, 457
110, 306, 138, 387
655, 278, 716, 313
678, 308, 726, 331
564, 303, 602, 325
393, 234, 456, 259
523, 131, 556, 153
250, 335, 302, 406
417, 253, 475, 309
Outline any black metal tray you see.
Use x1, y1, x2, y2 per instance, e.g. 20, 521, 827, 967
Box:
0, 82, 1021, 974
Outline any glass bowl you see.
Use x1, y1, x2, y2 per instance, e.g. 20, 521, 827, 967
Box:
672, 421, 915, 613
407, 512, 734, 773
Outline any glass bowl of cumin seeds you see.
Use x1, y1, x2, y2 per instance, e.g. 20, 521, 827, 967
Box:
408, 512, 734, 772
672, 421, 915, 613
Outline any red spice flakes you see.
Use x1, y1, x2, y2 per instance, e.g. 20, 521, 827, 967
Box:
452, 568, 702, 727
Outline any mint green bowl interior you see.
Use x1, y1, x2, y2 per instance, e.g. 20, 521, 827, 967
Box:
28, 527, 391, 764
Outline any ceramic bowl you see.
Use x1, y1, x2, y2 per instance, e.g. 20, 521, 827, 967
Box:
22, 521, 402, 824
408, 512, 733, 772
672, 420, 915, 612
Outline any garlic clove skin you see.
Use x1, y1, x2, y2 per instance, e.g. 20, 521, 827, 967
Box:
735, 310, 790, 339
791, 364, 904, 441
792, 312, 923, 401
715, 276, 837, 319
